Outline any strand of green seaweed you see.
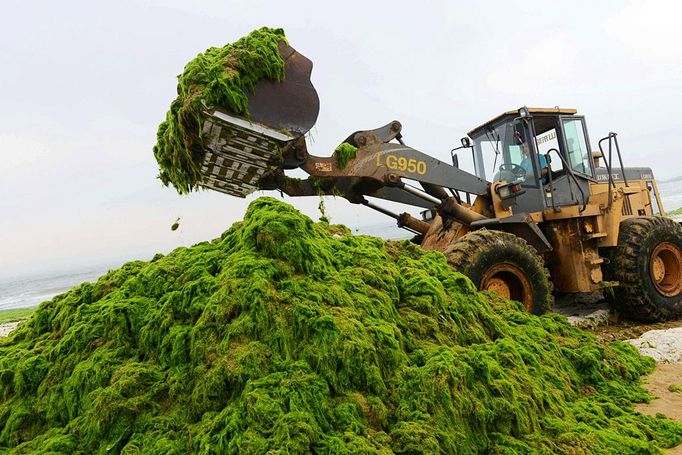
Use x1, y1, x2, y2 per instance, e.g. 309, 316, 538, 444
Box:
335, 143, 358, 170
1, 197, 680, 453
153, 27, 287, 195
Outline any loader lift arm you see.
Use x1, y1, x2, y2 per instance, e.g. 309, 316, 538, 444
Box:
259, 121, 491, 234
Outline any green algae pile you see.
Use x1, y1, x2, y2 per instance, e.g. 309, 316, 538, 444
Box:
1, 197, 682, 453
153, 27, 286, 195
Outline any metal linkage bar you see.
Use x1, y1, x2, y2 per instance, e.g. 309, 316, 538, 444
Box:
361, 200, 424, 235
362, 199, 401, 220
399, 184, 442, 205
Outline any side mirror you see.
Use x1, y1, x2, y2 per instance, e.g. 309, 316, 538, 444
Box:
451, 137, 472, 166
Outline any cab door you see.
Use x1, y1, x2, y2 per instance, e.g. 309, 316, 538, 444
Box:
544, 116, 595, 208
505, 119, 548, 214
560, 116, 594, 179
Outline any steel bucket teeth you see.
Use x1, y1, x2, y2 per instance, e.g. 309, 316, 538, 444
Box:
199, 108, 294, 198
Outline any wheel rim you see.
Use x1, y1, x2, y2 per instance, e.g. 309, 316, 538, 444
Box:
480, 263, 533, 311
649, 242, 682, 297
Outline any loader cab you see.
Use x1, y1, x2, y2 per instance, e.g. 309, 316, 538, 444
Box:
467, 107, 595, 213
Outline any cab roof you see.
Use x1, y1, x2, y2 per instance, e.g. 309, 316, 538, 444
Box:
467, 107, 577, 137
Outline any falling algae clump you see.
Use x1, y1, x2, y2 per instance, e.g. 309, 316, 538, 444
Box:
1, 197, 681, 454
153, 27, 286, 195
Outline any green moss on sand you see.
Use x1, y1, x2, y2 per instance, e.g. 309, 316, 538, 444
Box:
153, 27, 286, 194
1, 197, 681, 453
335, 142, 358, 169
0, 308, 35, 324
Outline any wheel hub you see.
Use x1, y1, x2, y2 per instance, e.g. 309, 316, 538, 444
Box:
481, 263, 533, 311
484, 277, 511, 299
649, 242, 682, 297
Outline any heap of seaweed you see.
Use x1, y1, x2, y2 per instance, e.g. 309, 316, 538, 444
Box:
1, 197, 681, 453
153, 27, 286, 194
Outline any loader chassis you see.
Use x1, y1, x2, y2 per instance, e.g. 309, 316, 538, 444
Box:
424, 108, 659, 294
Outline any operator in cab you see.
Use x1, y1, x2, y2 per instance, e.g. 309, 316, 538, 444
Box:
516, 131, 549, 183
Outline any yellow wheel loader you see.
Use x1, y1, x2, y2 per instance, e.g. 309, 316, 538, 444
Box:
196, 42, 682, 322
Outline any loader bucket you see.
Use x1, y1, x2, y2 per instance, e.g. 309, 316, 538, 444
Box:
199, 42, 319, 197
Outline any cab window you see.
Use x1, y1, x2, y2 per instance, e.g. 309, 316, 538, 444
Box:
471, 120, 538, 184
562, 118, 592, 176
533, 126, 565, 175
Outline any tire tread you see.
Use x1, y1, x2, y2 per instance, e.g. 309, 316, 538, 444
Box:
604, 216, 682, 321
445, 229, 553, 314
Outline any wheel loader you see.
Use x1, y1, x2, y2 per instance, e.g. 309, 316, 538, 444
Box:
195, 42, 682, 322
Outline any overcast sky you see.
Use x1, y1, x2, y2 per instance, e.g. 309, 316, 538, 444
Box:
1, 0, 681, 280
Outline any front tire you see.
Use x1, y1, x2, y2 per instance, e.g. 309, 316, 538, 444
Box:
604, 217, 682, 322
445, 230, 553, 314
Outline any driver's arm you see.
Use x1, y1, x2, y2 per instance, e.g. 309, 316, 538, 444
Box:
520, 158, 533, 177
539, 154, 549, 176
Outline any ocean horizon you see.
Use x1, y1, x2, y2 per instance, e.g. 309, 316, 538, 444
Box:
0, 267, 115, 312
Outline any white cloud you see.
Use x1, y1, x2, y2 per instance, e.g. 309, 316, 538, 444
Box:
0, 134, 51, 179
485, 36, 578, 97
605, 0, 682, 76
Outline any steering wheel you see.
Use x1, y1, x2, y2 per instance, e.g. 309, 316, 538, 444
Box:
499, 163, 526, 178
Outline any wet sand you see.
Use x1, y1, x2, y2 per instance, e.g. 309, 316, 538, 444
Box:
0, 321, 21, 337
636, 362, 682, 454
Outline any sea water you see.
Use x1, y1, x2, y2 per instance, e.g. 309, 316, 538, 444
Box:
0, 268, 112, 312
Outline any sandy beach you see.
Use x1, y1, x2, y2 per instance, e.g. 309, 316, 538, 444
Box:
0, 321, 21, 337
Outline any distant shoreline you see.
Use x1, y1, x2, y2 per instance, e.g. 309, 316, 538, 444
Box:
0, 307, 36, 324
661, 175, 682, 184
0, 266, 110, 312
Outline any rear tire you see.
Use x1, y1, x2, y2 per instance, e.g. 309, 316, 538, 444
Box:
603, 217, 682, 322
445, 230, 553, 314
